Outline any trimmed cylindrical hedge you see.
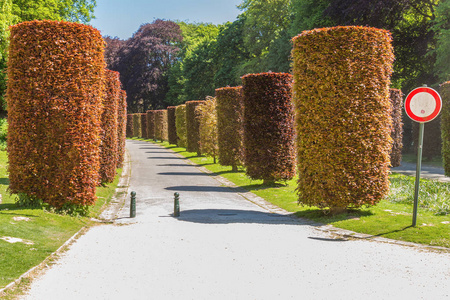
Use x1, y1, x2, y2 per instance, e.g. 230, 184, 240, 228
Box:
241, 72, 296, 183
440, 82, 450, 175
154, 110, 168, 141
292, 26, 394, 211
117, 90, 127, 167
196, 97, 218, 162
186, 100, 205, 154
140, 113, 148, 139
126, 114, 133, 138
100, 69, 120, 184
175, 105, 187, 148
146, 110, 155, 140
215, 86, 244, 171
7, 20, 105, 208
132, 114, 141, 138
389, 89, 403, 168
167, 106, 178, 145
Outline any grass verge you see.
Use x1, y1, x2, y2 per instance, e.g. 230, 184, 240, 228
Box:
0, 150, 123, 292
149, 139, 450, 249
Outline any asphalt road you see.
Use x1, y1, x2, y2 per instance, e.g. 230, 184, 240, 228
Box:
21, 140, 450, 299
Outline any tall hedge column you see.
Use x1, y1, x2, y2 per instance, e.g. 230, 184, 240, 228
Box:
7, 20, 105, 208
441, 81, 450, 175
292, 26, 394, 212
186, 100, 205, 155
242, 72, 296, 184
216, 87, 244, 171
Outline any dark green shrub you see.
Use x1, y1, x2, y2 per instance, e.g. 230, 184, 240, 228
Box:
167, 106, 178, 145
146, 110, 155, 140
154, 110, 168, 141
186, 100, 205, 154
292, 26, 394, 211
132, 114, 141, 137
7, 20, 105, 208
390, 89, 403, 168
241, 72, 295, 184
117, 90, 127, 167
440, 82, 450, 175
100, 70, 120, 184
215, 86, 244, 171
175, 105, 187, 147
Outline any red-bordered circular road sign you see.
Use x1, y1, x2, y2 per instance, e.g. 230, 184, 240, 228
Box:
405, 87, 442, 123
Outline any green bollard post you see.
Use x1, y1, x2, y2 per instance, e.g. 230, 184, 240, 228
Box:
174, 192, 180, 217
130, 191, 136, 218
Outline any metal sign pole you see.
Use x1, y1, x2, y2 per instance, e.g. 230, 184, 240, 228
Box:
412, 123, 424, 227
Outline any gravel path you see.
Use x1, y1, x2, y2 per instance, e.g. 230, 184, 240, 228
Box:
21, 140, 450, 299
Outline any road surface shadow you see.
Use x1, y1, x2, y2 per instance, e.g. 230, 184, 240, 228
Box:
165, 185, 241, 193
158, 172, 210, 176
147, 156, 187, 160
157, 164, 196, 167
175, 208, 305, 225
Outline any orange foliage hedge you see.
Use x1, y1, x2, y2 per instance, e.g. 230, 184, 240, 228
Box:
154, 110, 168, 141
215, 87, 244, 171
167, 106, 178, 145
241, 72, 296, 183
117, 90, 127, 167
186, 100, 205, 155
146, 110, 155, 140
389, 89, 403, 168
441, 82, 450, 175
175, 105, 187, 147
100, 70, 120, 183
292, 26, 394, 210
7, 20, 105, 208
196, 97, 218, 162
126, 114, 133, 137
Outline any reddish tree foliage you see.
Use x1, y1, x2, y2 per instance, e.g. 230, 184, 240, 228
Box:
7, 20, 105, 208
242, 72, 296, 184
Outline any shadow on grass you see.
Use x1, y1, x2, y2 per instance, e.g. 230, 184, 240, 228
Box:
0, 203, 43, 215
0, 177, 9, 185
371, 226, 413, 238
294, 208, 374, 224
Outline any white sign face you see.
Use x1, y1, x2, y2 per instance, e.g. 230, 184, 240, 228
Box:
409, 92, 437, 119
405, 87, 442, 123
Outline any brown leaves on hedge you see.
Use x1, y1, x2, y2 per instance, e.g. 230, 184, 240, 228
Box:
167, 106, 178, 145
7, 20, 106, 208
100, 69, 120, 184
389, 89, 403, 168
126, 114, 133, 138
292, 26, 394, 210
117, 90, 127, 168
196, 97, 218, 161
154, 110, 168, 141
146, 110, 156, 140
215, 86, 244, 170
241, 72, 296, 183
186, 100, 205, 155
175, 105, 187, 148
140, 113, 148, 139
132, 114, 141, 137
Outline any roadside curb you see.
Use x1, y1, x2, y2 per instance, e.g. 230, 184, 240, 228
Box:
156, 142, 450, 254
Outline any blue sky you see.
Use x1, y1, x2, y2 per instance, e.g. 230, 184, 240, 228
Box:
89, 0, 243, 39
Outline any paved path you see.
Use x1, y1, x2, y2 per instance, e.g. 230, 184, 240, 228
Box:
21, 140, 450, 299
392, 161, 449, 182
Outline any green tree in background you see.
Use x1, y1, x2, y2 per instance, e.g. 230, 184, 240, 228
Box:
0, 0, 15, 112
434, 0, 450, 81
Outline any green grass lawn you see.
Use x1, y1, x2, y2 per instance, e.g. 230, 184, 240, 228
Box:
151, 140, 450, 249
0, 150, 122, 290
